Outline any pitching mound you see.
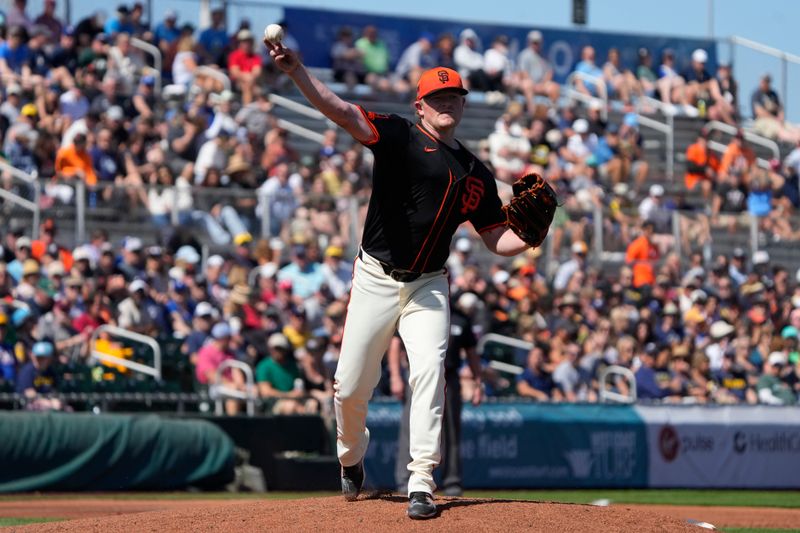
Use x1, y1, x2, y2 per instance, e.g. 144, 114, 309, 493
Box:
17, 495, 705, 532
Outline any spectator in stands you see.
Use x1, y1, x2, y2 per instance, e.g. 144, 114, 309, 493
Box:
154, 10, 180, 54
711, 159, 748, 233
572, 45, 604, 98
516, 345, 562, 401
104, 5, 134, 36
757, 351, 796, 404
16, 341, 62, 410
116, 279, 157, 335
355, 25, 391, 93
684, 129, 718, 200
182, 301, 217, 364
228, 29, 262, 104
129, 2, 149, 38
34, 0, 62, 41
454, 28, 489, 92
617, 113, 649, 192
434, 32, 457, 70
320, 243, 352, 299
195, 321, 247, 414
488, 101, 531, 182
482, 35, 513, 99
394, 33, 436, 92
635, 342, 682, 401
751, 74, 800, 143
714, 63, 738, 124
602, 47, 637, 105
330, 26, 365, 89
256, 332, 307, 414
198, 8, 229, 66
172, 32, 198, 87
0, 26, 31, 82
683, 49, 732, 122
656, 49, 692, 115
639, 184, 672, 241
553, 241, 587, 292
258, 162, 298, 236
107, 33, 146, 95
515, 30, 559, 112
298, 335, 334, 414
7, 0, 34, 32
625, 220, 659, 289
635, 48, 658, 99
54, 132, 96, 201
277, 243, 325, 300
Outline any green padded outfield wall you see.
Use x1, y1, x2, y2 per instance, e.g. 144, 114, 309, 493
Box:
0, 412, 235, 491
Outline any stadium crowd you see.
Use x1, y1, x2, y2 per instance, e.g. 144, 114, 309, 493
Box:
0, 2, 800, 413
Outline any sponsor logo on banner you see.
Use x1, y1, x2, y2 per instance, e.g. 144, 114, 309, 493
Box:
658, 424, 716, 462
659, 425, 679, 462
560, 431, 638, 481
733, 430, 800, 454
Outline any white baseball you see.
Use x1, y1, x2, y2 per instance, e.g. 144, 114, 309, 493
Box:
264, 24, 284, 44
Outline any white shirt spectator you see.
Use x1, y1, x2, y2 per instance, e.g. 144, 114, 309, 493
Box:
566, 132, 597, 160
59, 89, 89, 121
484, 46, 512, 77
194, 139, 227, 184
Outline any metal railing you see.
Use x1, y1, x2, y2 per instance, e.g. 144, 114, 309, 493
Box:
704, 120, 780, 168
565, 71, 608, 121
0, 160, 41, 239
195, 66, 232, 92
131, 37, 163, 93
211, 359, 257, 416
636, 109, 675, 182
90, 325, 162, 380
599, 365, 637, 404
729, 35, 800, 118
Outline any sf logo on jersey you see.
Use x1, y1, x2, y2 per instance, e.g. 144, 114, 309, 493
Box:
460, 176, 484, 214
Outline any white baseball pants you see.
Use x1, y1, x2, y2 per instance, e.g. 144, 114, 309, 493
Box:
334, 249, 449, 496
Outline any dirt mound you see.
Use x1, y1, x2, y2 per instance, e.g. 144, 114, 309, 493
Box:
17, 495, 704, 532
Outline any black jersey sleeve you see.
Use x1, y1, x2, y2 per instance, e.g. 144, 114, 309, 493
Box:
356, 106, 410, 151
467, 167, 507, 234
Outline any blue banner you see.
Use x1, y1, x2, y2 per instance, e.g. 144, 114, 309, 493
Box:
284, 7, 717, 84
364, 402, 648, 490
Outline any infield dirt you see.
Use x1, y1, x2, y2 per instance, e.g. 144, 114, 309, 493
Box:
3, 495, 799, 532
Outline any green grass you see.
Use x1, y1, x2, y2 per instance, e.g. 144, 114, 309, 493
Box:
462, 489, 800, 508
0, 517, 64, 527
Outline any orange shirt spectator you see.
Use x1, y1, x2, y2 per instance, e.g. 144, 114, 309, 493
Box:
718, 133, 755, 180
625, 222, 659, 288
684, 133, 719, 190
55, 134, 98, 186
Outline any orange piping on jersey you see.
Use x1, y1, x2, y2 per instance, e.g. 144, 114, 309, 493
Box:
420, 187, 459, 272
477, 221, 506, 234
410, 169, 455, 271
415, 123, 439, 145
356, 106, 380, 145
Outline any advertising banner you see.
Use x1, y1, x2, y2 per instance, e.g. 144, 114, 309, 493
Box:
637, 406, 800, 488
284, 7, 716, 84
364, 402, 648, 489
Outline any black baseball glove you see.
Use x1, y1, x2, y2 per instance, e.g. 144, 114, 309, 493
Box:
502, 172, 558, 248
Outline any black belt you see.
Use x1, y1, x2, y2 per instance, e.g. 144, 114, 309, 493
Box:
359, 249, 422, 282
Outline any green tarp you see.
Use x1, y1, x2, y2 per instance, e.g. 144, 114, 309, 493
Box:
0, 412, 235, 492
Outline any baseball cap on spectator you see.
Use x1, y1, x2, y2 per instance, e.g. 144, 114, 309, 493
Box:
571, 241, 588, 255
638, 47, 650, 58
237, 29, 254, 41
663, 302, 679, 316
572, 119, 589, 134
325, 245, 344, 258
683, 307, 705, 324
455, 237, 472, 253
147, 246, 163, 257
692, 49, 708, 63
259, 263, 278, 279
124, 237, 143, 253
130, 279, 148, 293
65, 276, 83, 287
268, 332, 291, 350
175, 245, 200, 264
21, 104, 38, 117
71, 247, 91, 263
16, 237, 32, 250
606, 123, 620, 135
165, 9, 177, 19
233, 233, 253, 246
781, 326, 799, 339
211, 322, 232, 339
278, 279, 293, 291
206, 254, 225, 268
768, 351, 786, 366
752, 250, 770, 266
649, 184, 665, 197
690, 289, 708, 304
171, 279, 189, 292
416, 67, 468, 100
141, 75, 155, 87
560, 293, 580, 308
457, 292, 480, 313
0, 312, 7, 326
46, 261, 66, 278
492, 270, 510, 285
306, 336, 327, 352
623, 113, 639, 129
22, 259, 40, 277
527, 30, 543, 43
194, 301, 217, 319
460, 28, 478, 41
732, 247, 746, 260
289, 305, 306, 318
710, 321, 735, 339
6, 84, 22, 96
32, 341, 54, 358
106, 106, 124, 121
612, 183, 628, 197
117, 4, 130, 14
12, 308, 32, 327
291, 243, 307, 257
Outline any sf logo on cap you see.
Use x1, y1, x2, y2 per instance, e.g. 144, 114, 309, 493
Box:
438, 70, 449, 83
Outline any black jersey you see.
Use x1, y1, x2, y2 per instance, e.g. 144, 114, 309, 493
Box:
357, 107, 506, 273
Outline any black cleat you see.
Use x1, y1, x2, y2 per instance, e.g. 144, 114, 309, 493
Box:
341, 460, 365, 501
407, 491, 436, 519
